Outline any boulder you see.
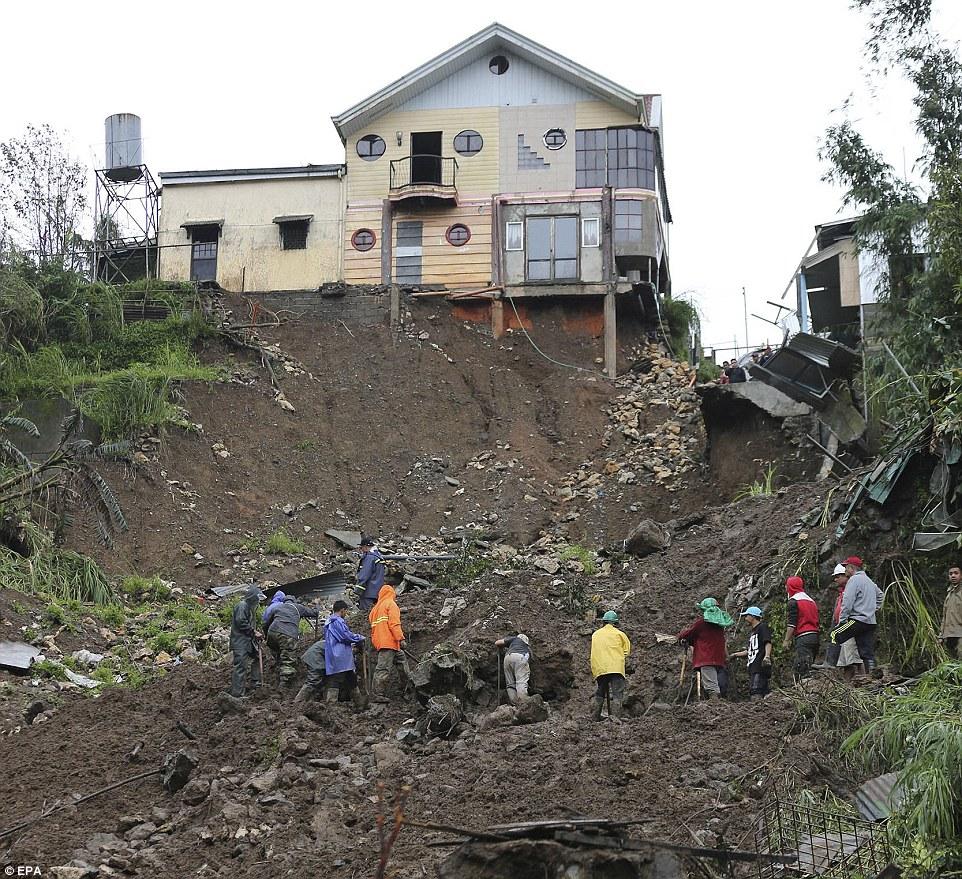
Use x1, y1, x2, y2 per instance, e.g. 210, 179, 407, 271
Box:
247, 768, 279, 793
625, 519, 672, 556
180, 778, 211, 806
514, 695, 549, 725
162, 749, 198, 794
478, 704, 516, 731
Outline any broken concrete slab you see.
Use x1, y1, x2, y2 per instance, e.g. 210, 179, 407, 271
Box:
0, 640, 41, 672
724, 381, 813, 419
325, 529, 362, 549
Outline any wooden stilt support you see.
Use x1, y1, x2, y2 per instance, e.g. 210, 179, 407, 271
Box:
604, 290, 617, 379
491, 298, 505, 339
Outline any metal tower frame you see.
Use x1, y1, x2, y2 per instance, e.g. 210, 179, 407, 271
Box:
93, 164, 160, 284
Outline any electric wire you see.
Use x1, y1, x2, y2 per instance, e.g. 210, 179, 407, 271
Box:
505, 295, 604, 376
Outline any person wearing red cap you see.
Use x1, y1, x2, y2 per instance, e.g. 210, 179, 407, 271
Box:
782, 576, 819, 681
830, 556, 884, 677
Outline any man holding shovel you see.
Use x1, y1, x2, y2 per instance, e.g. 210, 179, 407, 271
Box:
228, 584, 266, 697
676, 598, 733, 700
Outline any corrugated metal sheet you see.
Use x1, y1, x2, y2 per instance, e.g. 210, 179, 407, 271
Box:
788, 333, 859, 372
856, 773, 903, 822
397, 52, 597, 112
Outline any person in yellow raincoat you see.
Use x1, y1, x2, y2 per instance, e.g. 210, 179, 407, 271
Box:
590, 610, 631, 720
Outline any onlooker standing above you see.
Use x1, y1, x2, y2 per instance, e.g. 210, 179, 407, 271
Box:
830, 556, 884, 677
726, 361, 747, 383
677, 598, 734, 699
324, 599, 365, 703
731, 606, 772, 699
719, 361, 731, 385
495, 633, 531, 703
825, 564, 861, 680
940, 563, 962, 658
783, 576, 819, 681
354, 536, 386, 611
590, 611, 631, 720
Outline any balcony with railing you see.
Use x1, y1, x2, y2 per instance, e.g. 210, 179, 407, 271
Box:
389, 155, 458, 204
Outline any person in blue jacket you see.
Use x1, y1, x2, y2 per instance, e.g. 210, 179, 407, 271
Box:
261, 590, 286, 633
324, 600, 365, 703
354, 536, 386, 611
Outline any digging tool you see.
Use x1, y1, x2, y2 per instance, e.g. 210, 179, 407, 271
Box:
605, 688, 612, 720
678, 649, 688, 689
496, 648, 502, 705
695, 669, 701, 701
257, 644, 264, 684
362, 644, 370, 693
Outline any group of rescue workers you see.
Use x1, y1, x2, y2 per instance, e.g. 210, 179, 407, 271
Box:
228, 536, 962, 718
229, 537, 409, 704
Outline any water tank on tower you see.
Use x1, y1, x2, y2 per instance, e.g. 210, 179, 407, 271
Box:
104, 113, 144, 182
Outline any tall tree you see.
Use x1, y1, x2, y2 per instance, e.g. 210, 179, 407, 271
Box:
0, 124, 88, 270
820, 0, 962, 445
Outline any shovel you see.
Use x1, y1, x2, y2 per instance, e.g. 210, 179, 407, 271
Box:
496, 649, 502, 706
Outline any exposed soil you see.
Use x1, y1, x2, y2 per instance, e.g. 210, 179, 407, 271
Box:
0, 302, 864, 878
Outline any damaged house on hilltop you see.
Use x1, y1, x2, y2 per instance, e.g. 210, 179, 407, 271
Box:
157, 23, 672, 375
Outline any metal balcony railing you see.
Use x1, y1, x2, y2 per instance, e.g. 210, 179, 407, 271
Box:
389, 155, 458, 192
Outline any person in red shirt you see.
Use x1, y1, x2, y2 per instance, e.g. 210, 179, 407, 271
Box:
782, 576, 820, 682
677, 597, 734, 699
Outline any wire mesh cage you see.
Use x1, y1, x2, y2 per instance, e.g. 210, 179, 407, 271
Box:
754, 796, 891, 879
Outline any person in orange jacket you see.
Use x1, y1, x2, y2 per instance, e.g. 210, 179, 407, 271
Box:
368, 584, 411, 703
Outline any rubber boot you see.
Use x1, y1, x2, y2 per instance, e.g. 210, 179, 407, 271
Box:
591, 697, 604, 722
325, 688, 340, 704
610, 696, 623, 720
293, 684, 312, 704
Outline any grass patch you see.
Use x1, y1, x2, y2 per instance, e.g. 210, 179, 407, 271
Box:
119, 574, 172, 602
559, 544, 598, 576
264, 529, 306, 555
294, 438, 318, 452
31, 659, 68, 681
734, 463, 778, 501
0, 547, 113, 604
438, 543, 492, 591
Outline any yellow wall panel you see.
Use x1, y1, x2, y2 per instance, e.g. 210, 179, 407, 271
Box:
346, 108, 500, 201
575, 100, 642, 130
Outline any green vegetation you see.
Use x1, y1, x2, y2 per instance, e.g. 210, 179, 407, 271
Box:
119, 573, 172, 602
879, 562, 947, 674
0, 546, 113, 604
294, 438, 319, 452
820, 0, 962, 454
438, 543, 492, 591
844, 662, 962, 876
264, 529, 306, 555
559, 544, 598, 576
31, 659, 68, 681
658, 296, 698, 362
734, 463, 778, 501
696, 357, 721, 383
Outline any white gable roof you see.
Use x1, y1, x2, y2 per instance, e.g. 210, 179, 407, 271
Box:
331, 23, 648, 142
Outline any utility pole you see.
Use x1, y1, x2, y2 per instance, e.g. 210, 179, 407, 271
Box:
742, 286, 749, 354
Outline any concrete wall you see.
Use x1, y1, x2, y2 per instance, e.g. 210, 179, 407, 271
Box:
247, 285, 389, 324
498, 105, 576, 193
501, 199, 603, 285
158, 176, 343, 292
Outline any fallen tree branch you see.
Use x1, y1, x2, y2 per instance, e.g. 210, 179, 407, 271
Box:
0, 767, 163, 841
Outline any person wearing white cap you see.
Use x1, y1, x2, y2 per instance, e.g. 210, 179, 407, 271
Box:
495, 633, 531, 703
731, 607, 772, 699
825, 564, 861, 680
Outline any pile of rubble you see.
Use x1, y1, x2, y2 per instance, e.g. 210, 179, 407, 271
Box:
602, 344, 702, 491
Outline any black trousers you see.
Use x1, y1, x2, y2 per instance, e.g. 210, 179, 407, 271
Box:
830, 619, 876, 664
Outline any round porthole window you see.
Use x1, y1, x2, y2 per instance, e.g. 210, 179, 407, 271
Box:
489, 55, 509, 75
352, 229, 376, 251
445, 224, 471, 247
453, 129, 483, 157
356, 135, 386, 161
543, 128, 567, 150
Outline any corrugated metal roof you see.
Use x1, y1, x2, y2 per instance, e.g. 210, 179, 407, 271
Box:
787, 333, 859, 372
856, 773, 903, 822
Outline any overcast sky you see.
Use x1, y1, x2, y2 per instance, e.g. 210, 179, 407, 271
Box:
3, 1, 961, 353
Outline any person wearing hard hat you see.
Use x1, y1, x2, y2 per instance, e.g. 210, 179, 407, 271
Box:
782, 576, 820, 682
590, 611, 631, 720
495, 633, 532, 703
228, 584, 266, 697
731, 607, 772, 699
830, 556, 883, 677
825, 564, 861, 680
677, 598, 734, 699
